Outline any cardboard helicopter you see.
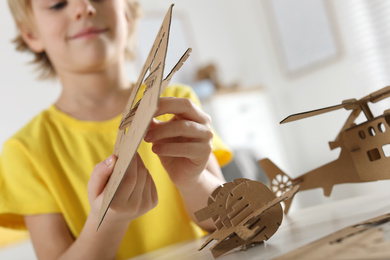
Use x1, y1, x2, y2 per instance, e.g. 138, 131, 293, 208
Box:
194, 178, 299, 258
97, 4, 192, 230
259, 86, 390, 214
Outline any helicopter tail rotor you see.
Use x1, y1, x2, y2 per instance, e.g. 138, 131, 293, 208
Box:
258, 158, 297, 214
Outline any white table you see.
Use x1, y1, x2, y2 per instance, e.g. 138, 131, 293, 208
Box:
1, 190, 389, 260
129, 190, 390, 260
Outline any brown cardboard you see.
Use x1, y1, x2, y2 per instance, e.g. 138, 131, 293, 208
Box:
97, 4, 192, 230
275, 213, 390, 259
195, 178, 299, 258
259, 86, 390, 214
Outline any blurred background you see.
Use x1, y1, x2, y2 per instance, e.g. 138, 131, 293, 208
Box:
1, 0, 390, 258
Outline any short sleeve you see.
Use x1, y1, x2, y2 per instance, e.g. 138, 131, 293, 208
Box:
162, 85, 233, 167
0, 139, 60, 229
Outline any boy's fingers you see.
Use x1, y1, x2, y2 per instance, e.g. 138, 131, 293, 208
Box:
88, 155, 117, 199
143, 173, 158, 210
113, 154, 140, 204
126, 156, 148, 206
155, 97, 210, 125
114, 154, 158, 215
152, 142, 212, 161
145, 120, 213, 142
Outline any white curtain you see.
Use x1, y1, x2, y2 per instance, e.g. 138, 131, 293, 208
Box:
338, 0, 390, 99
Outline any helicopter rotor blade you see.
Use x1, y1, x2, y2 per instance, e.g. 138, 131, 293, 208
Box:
360, 85, 390, 103
280, 86, 390, 125
280, 100, 357, 124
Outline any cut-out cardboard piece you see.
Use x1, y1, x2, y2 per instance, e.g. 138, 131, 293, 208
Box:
195, 178, 299, 258
97, 4, 192, 230
276, 213, 390, 260
259, 86, 390, 214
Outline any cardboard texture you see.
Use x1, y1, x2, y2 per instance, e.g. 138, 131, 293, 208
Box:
259, 86, 390, 214
276, 213, 390, 259
194, 178, 299, 258
97, 4, 192, 230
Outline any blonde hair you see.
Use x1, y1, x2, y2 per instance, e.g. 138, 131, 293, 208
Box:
7, 0, 142, 79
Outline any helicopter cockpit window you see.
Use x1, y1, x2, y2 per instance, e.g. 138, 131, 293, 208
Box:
358, 130, 366, 139
383, 144, 390, 158
368, 127, 376, 137
378, 122, 386, 133
367, 148, 381, 161
385, 114, 390, 126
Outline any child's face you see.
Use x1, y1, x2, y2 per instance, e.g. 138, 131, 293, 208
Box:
28, 0, 130, 75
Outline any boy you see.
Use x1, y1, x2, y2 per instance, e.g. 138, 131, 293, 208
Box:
0, 0, 232, 259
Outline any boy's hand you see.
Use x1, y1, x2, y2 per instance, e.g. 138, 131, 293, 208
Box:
87, 154, 158, 224
144, 97, 214, 188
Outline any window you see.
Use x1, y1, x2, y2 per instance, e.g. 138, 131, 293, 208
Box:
383, 144, 390, 158
367, 148, 381, 161
378, 122, 386, 133
368, 127, 376, 136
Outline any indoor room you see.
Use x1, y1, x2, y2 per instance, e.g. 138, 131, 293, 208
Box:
1, 0, 389, 259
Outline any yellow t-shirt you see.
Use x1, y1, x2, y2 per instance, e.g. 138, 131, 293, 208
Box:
0, 85, 232, 259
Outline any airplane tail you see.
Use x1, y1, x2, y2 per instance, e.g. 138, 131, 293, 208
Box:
258, 158, 297, 214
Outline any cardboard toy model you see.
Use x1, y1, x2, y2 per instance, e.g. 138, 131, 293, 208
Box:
97, 4, 192, 230
259, 86, 390, 214
194, 178, 299, 258
276, 213, 390, 260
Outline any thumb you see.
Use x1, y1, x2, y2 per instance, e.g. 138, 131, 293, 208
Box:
88, 155, 117, 200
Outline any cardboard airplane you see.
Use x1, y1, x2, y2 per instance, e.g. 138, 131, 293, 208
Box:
259, 86, 390, 214
97, 4, 192, 230
194, 178, 299, 258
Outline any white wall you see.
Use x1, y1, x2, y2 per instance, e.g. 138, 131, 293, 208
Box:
142, 0, 390, 210
0, 3, 61, 147
1, 0, 389, 214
